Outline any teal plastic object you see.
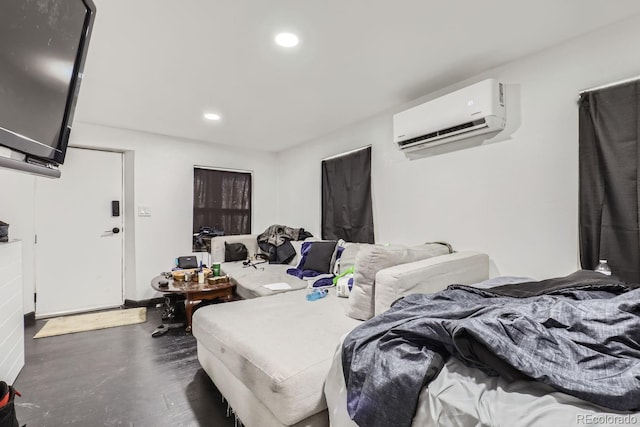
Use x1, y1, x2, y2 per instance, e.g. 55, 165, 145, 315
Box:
306, 289, 328, 301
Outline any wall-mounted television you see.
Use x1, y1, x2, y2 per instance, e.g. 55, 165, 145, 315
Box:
0, 0, 96, 173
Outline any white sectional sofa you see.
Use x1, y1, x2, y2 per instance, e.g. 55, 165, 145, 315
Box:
209, 233, 310, 299
193, 235, 490, 427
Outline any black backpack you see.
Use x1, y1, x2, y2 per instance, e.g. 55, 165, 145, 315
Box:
0, 381, 19, 427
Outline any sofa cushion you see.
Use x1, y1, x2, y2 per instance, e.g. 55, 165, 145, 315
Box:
216, 238, 316, 299
221, 261, 307, 299
192, 289, 362, 426
346, 243, 451, 320
337, 243, 368, 274
287, 240, 305, 266
301, 241, 337, 273
373, 251, 490, 316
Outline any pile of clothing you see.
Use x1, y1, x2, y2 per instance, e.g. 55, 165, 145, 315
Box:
257, 225, 355, 294
286, 240, 354, 295
257, 224, 313, 264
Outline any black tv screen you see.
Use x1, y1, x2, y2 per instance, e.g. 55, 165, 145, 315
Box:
0, 0, 96, 165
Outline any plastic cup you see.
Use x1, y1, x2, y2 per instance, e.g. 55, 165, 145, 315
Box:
213, 262, 221, 277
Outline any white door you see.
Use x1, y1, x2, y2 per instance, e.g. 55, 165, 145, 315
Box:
35, 148, 124, 317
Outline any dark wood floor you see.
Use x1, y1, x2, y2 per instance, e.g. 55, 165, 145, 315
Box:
14, 307, 236, 427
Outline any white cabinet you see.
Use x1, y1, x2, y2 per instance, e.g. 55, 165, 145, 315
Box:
0, 240, 24, 384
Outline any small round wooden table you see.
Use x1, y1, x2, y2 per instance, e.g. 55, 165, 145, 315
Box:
151, 274, 235, 333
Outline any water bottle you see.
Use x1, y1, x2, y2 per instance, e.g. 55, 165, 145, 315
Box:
306, 289, 328, 301
594, 259, 612, 276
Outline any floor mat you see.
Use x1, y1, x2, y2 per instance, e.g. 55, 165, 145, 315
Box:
34, 308, 147, 338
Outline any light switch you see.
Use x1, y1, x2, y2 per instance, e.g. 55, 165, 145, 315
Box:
137, 206, 152, 217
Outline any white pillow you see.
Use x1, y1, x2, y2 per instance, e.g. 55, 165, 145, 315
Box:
346, 243, 451, 320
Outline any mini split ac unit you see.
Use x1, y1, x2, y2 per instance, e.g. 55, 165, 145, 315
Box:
393, 79, 506, 157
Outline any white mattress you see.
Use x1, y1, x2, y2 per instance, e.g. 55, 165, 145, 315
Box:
325, 277, 640, 427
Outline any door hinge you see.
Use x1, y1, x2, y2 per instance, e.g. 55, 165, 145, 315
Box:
34, 292, 37, 303
34, 234, 37, 244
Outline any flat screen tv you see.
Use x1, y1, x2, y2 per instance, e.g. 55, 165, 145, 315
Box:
0, 0, 96, 167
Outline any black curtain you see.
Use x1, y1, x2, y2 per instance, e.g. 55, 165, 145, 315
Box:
579, 82, 640, 282
322, 147, 374, 243
193, 168, 251, 236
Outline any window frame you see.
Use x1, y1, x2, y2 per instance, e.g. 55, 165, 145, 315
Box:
192, 166, 253, 252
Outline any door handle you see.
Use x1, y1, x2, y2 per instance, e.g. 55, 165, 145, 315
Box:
104, 227, 121, 234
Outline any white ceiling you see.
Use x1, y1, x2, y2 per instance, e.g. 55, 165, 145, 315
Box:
74, 0, 640, 152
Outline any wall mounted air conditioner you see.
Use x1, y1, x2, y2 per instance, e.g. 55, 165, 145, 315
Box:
394, 79, 506, 156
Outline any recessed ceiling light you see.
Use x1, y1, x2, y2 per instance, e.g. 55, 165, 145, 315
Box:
204, 113, 221, 121
275, 32, 299, 48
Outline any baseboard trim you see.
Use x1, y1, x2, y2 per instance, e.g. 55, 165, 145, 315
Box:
24, 311, 36, 326
123, 298, 164, 308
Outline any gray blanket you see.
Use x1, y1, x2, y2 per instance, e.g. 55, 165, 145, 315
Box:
341, 271, 640, 427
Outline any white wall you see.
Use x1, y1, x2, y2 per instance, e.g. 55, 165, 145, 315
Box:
0, 171, 36, 313
277, 14, 640, 280
1, 124, 279, 310
71, 123, 279, 300
4, 13, 640, 312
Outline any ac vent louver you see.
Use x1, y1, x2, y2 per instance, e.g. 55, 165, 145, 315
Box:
397, 119, 487, 147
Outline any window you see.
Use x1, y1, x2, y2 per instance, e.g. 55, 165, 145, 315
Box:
192, 167, 252, 252
321, 146, 374, 243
